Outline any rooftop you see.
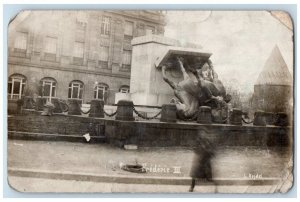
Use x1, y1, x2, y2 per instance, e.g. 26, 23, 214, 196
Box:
255, 45, 292, 86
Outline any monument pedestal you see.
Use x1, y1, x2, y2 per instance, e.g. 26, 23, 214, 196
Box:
128, 34, 211, 107
129, 35, 180, 106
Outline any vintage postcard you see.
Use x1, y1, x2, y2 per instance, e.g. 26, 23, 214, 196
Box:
7, 10, 293, 193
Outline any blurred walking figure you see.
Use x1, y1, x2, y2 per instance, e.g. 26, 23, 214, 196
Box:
189, 136, 215, 192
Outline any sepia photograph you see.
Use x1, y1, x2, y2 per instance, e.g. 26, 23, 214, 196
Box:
6, 10, 294, 193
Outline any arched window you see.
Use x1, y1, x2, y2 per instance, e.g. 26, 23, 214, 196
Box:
119, 85, 130, 93
8, 74, 26, 99
68, 80, 84, 100
94, 83, 109, 102
40, 77, 57, 101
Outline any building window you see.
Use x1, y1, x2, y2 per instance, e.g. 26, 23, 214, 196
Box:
137, 24, 145, 36
101, 16, 111, 36
73, 42, 84, 65
124, 21, 134, 40
75, 14, 86, 42
76, 11, 87, 28
94, 83, 109, 102
68, 80, 84, 100
146, 26, 155, 35
44, 36, 57, 54
119, 85, 130, 93
99, 45, 109, 68
8, 74, 26, 100
122, 50, 132, 71
44, 36, 57, 61
74, 41, 84, 58
14, 32, 28, 51
40, 77, 56, 101
76, 27, 86, 39
122, 50, 132, 65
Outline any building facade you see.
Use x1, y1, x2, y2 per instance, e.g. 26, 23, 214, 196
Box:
8, 10, 165, 109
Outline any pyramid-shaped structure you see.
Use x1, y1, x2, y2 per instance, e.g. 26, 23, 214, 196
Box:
255, 45, 292, 86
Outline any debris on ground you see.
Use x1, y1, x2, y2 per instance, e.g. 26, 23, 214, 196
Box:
83, 133, 91, 142
124, 144, 138, 150
13, 143, 23, 146
121, 164, 146, 173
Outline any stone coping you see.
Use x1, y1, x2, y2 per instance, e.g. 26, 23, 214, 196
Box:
154, 46, 212, 68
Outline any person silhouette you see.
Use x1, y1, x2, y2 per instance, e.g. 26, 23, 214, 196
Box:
189, 136, 215, 192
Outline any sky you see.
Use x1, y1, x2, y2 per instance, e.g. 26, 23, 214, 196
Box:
164, 11, 294, 93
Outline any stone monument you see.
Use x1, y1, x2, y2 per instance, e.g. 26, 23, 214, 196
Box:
115, 34, 230, 121
116, 35, 211, 106
128, 35, 180, 106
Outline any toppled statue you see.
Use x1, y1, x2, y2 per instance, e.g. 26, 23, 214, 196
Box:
162, 56, 231, 121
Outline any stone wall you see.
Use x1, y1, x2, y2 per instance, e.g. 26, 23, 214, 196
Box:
8, 113, 292, 148
105, 120, 291, 147
8, 113, 106, 136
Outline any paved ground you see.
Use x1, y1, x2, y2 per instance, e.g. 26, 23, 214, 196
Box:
7, 139, 293, 193
8, 176, 283, 193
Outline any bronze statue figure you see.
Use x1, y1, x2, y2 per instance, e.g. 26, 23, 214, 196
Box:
162, 56, 231, 120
